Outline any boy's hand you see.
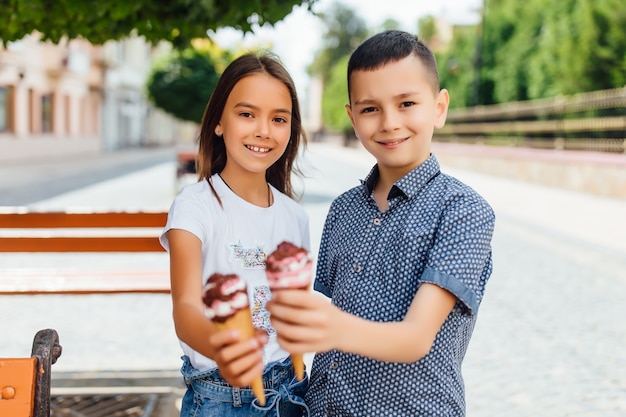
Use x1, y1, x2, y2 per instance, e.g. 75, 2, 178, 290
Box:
268, 290, 341, 354
208, 328, 268, 387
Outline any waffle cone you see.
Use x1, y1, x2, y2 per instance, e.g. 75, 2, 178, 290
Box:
290, 283, 310, 381
214, 307, 266, 406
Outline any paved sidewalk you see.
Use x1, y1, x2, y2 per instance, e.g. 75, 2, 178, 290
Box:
0, 140, 624, 416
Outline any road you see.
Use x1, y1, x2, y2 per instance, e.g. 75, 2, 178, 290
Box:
0, 146, 175, 206
1, 141, 625, 416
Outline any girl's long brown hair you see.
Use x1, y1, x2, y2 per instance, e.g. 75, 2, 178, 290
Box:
196, 52, 306, 202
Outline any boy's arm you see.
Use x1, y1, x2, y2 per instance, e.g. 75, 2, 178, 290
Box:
168, 229, 266, 385
269, 194, 494, 363
268, 282, 455, 363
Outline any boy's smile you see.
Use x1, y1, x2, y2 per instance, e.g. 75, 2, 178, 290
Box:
346, 54, 449, 181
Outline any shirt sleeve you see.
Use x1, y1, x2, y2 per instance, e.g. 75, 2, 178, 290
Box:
159, 188, 210, 252
422, 192, 495, 315
313, 198, 340, 298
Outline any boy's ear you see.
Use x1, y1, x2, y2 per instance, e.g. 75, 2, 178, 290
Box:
434, 89, 450, 129
345, 103, 356, 127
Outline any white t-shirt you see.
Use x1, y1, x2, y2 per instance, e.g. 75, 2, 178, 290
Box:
160, 174, 310, 371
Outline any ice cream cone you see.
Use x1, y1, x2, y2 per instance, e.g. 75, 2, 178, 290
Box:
203, 273, 266, 406
266, 241, 314, 381
291, 352, 305, 381
214, 307, 266, 405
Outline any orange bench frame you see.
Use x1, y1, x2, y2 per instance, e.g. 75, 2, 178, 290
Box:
0, 329, 62, 417
0, 211, 170, 294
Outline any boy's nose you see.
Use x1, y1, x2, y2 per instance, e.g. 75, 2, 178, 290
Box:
380, 111, 401, 132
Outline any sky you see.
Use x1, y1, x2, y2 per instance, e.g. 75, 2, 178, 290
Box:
212, 0, 482, 98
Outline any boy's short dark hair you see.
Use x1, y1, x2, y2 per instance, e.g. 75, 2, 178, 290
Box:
347, 30, 440, 99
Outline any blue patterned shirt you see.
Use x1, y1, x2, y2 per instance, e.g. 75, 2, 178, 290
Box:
306, 155, 495, 416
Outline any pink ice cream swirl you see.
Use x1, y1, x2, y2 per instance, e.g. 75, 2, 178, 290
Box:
202, 273, 249, 322
266, 241, 313, 290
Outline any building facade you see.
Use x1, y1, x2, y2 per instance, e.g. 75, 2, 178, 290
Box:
0, 34, 194, 163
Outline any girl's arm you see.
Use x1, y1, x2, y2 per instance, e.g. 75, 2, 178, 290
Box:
167, 229, 267, 385
268, 283, 455, 363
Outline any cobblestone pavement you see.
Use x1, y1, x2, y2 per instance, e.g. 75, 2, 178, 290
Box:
1, 142, 625, 416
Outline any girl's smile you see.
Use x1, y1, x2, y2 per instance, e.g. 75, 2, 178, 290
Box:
245, 144, 272, 154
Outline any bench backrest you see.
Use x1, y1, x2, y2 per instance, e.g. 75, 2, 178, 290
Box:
0, 211, 170, 294
0, 211, 167, 252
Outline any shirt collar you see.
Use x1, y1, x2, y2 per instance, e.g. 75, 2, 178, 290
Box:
361, 154, 441, 199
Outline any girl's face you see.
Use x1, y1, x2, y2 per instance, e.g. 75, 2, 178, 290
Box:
215, 73, 292, 177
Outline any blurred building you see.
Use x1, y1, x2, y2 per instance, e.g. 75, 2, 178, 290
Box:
0, 33, 194, 162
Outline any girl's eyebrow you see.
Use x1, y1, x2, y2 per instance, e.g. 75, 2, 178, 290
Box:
234, 101, 292, 115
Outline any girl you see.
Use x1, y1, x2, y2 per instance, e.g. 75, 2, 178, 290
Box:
160, 53, 310, 417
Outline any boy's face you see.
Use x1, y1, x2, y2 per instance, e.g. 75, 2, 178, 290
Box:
346, 54, 449, 177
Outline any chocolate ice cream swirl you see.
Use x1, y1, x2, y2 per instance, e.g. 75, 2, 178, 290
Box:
202, 273, 249, 322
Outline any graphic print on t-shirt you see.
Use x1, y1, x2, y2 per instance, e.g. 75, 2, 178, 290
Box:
251, 285, 274, 335
228, 240, 267, 269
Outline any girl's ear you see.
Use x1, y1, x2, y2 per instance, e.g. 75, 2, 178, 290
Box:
214, 124, 223, 137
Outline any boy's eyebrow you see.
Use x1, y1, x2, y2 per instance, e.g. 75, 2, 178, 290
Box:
353, 92, 421, 106
234, 101, 292, 115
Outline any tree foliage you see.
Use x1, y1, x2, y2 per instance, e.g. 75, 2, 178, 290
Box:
146, 46, 228, 123
1, 0, 315, 48
308, 3, 368, 83
437, 0, 626, 107
321, 55, 352, 135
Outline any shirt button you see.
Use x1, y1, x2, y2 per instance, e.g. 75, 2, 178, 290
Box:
331, 361, 339, 369
354, 265, 362, 273
373, 218, 381, 225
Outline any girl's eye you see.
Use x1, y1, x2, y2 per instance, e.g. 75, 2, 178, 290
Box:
274, 117, 288, 124
239, 112, 254, 118
400, 101, 416, 108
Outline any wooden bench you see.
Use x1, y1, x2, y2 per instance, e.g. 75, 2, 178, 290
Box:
0, 211, 170, 294
0, 329, 62, 417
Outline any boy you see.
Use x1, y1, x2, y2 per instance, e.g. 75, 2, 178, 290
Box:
268, 30, 495, 416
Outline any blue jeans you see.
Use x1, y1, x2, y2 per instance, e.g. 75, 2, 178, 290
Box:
179, 355, 309, 417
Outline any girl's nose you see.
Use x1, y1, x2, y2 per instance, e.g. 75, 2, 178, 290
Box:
255, 119, 270, 139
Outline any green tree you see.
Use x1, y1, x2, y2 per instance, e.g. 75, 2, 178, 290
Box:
321, 55, 353, 141
530, 0, 626, 97
417, 15, 437, 44
1, 0, 315, 48
308, 3, 368, 83
480, 0, 626, 101
146, 46, 230, 123
381, 18, 401, 32
437, 25, 481, 108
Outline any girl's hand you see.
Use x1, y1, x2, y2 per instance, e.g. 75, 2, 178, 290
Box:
208, 328, 268, 387
267, 290, 342, 355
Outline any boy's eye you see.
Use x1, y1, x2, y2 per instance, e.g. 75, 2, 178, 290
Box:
400, 101, 415, 108
360, 107, 377, 114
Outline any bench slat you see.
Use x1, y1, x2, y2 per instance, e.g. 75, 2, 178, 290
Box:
0, 270, 170, 294
0, 212, 167, 228
0, 237, 165, 252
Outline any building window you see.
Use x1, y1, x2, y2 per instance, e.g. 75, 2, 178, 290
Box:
0, 87, 8, 132
41, 94, 52, 133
